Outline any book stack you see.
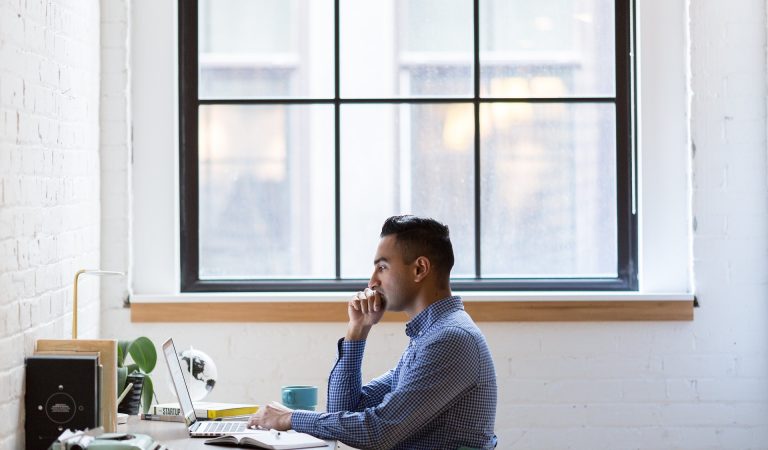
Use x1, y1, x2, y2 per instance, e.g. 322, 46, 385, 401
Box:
34, 339, 118, 432
150, 401, 259, 420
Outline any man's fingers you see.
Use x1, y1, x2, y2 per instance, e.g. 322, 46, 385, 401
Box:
351, 290, 384, 315
248, 412, 261, 428
364, 288, 381, 312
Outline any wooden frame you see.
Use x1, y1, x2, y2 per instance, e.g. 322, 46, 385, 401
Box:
35, 339, 118, 432
131, 300, 693, 322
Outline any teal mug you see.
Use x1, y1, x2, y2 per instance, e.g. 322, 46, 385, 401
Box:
281, 385, 318, 411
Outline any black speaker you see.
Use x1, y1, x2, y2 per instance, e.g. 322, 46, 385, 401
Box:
25, 355, 99, 450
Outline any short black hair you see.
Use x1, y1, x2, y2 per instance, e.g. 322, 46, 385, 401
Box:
380, 215, 455, 279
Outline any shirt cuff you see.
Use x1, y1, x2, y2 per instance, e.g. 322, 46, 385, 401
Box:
291, 410, 322, 435
335, 337, 366, 372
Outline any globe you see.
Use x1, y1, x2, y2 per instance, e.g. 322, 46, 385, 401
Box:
178, 347, 218, 401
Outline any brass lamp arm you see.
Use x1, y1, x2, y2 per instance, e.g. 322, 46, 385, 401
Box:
72, 269, 125, 339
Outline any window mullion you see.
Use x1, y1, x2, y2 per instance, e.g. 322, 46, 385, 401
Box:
473, 0, 481, 279
334, 0, 341, 280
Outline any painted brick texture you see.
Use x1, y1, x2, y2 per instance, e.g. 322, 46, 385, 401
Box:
102, 1, 768, 449
2, 0, 767, 449
98, 0, 131, 310
0, 0, 101, 448
104, 1, 768, 448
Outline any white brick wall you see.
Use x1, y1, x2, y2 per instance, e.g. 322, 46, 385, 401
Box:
101, 1, 768, 448
98, 0, 131, 312
0, 0, 763, 448
0, 0, 101, 448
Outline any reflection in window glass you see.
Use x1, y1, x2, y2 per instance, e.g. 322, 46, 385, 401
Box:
480, 0, 615, 97
340, 104, 475, 278
189, 0, 626, 285
341, 0, 473, 98
198, 0, 334, 99
480, 103, 617, 277
199, 105, 335, 278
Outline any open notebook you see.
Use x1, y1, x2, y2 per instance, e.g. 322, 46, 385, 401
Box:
204, 430, 327, 449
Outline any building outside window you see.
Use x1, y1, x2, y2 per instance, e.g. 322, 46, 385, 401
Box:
182, 0, 635, 291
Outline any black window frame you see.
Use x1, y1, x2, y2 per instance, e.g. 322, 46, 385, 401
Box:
179, 0, 638, 293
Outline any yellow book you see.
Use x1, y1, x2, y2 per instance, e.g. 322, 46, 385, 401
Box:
152, 401, 259, 419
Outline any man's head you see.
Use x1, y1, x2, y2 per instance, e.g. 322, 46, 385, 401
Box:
368, 215, 454, 312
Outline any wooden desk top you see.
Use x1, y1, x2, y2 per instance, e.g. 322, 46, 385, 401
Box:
120, 416, 337, 450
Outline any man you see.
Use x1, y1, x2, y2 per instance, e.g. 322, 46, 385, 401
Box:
249, 215, 498, 449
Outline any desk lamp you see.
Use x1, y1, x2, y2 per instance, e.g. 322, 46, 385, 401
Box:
72, 269, 124, 339
32, 269, 126, 432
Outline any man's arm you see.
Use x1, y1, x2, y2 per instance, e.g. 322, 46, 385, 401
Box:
291, 327, 481, 450
327, 338, 394, 412
250, 289, 391, 428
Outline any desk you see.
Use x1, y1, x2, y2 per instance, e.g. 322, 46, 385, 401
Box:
121, 416, 337, 450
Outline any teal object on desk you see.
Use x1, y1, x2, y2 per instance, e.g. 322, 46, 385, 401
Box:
82, 433, 160, 450
282, 385, 318, 411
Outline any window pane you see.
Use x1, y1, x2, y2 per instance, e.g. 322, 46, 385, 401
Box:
199, 105, 335, 278
198, 0, 334, 99
340, 104, 475, 278
340, 0, 473, 98
480, 103, 617, 277
480, 0, 615, 97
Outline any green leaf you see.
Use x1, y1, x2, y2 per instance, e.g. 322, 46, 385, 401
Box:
117, 340, 131, 367
128, 337, 157, 374
141, 375, 154, 414
117, 366, 128, 397
126, 363, 139, 375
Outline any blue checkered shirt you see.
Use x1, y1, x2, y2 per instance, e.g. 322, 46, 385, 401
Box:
291, 296, 497, 450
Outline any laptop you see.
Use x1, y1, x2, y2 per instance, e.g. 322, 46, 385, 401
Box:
162, 338, 252, 437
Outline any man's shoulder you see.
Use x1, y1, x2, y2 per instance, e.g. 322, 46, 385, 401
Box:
432, 308, 481, 335
424, 315, 484, 350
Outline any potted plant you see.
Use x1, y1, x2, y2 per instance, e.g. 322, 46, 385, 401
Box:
117, 336, 157, 414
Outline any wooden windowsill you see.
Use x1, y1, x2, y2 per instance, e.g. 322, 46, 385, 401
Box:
130, 294, 694, 322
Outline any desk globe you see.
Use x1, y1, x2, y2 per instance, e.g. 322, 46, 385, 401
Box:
179, 347, 218, 401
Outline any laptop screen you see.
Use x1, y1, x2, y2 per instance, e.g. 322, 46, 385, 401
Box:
162, 338, 197, 426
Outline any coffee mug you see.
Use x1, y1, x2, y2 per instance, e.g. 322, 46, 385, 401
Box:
281, 385, 318, 411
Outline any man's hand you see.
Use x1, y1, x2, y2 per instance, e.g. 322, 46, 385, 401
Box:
346, 288, 385, 341
247, 401, 293, 431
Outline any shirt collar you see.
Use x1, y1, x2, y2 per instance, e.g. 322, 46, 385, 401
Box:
405, 296, 463, 338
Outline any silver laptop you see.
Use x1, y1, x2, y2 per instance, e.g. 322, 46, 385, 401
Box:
162, 338, 251, 437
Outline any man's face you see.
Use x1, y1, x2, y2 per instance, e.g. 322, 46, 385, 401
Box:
368, 235, 417, 312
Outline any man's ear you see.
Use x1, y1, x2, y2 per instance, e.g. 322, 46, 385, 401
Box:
413, 256, 431, 283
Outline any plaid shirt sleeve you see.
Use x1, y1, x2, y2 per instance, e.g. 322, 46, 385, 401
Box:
291, 327, 481, 450
326, 338, 394, 413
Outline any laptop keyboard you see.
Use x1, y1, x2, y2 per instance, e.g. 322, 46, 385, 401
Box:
202, 421, 248, 433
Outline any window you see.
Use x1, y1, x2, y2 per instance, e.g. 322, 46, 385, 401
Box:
179, 0, 637, 292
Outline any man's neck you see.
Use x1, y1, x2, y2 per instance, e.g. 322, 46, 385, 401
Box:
404, 287, 453, 319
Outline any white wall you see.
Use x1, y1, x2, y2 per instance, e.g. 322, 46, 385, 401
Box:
0, 0, 102, 448
0, 0, 758, 449
104, 1, 768, 449
98, 0, 132, 312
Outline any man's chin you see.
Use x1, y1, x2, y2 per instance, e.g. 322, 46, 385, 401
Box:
385, 301, 404, 312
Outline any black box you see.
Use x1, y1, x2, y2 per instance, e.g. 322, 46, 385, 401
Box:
25, 354, 99, 450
